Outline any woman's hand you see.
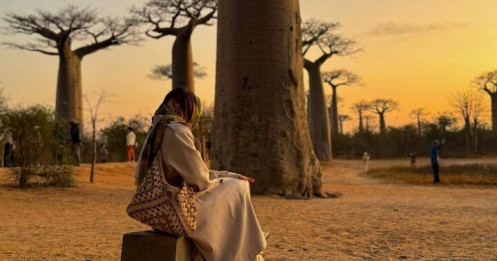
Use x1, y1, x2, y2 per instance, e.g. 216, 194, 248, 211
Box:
238, 174, 255, 183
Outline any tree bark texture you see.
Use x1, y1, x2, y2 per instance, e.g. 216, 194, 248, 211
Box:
55, 41, 83, 130
172, 29, 195, 91
379, 113, 386, 134
491, 94, 497, 131
213, 0, 322, 196
305, 62, 332, 161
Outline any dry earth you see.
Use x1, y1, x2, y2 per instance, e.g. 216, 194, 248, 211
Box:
0, 158, 496, 260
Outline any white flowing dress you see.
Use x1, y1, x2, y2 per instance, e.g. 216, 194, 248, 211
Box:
146, 120, 266, 261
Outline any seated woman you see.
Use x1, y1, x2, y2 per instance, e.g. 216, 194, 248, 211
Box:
134, 87, 266, 261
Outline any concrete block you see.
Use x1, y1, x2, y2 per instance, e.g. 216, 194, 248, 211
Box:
121, 231, 193, 261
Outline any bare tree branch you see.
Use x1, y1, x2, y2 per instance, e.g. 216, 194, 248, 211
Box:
74, 18, 141, 58
370, 99, 399, 114
474, 70, 497, 95
301, 19, 360, 65
3, 6, 139, 57
323, 69, 361, 89
131, 0, 217, 39
2, 42, 59, 55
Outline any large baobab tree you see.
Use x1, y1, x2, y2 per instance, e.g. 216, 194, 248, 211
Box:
410, 108, 426, 136
351, 100, 370, 133
132, 0, 216, 91
3, 6, 139, 130
370, 98, 398, 134
302, 19, 358, 160
474, 70, 497, 131
323, 69, 361, 133
213, 0, 323, 197
149, 62, 206, 80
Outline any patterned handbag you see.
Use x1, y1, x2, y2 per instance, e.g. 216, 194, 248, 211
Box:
126, 151, 197, 236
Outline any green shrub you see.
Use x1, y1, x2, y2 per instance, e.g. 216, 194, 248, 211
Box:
10, 165, 76, 188
40, 165, 76, 187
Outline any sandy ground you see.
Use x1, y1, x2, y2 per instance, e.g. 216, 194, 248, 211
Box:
1, 158, 497, 260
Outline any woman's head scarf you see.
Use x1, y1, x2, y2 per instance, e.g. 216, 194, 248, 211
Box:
135, 87, 202, 185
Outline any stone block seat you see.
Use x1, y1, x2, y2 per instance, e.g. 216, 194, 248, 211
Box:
121, 230, 193, 261
121, 230, 271, 261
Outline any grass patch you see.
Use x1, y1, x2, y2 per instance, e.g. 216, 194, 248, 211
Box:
367, 164, 497, 185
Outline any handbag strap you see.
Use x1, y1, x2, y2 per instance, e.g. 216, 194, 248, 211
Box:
148, 118, 187, 188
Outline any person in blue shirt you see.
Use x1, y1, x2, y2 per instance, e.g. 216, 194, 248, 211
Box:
431, 138, 445, 183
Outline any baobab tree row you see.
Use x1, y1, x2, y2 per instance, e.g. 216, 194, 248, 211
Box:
345, 98, 399, 135
2, 0, 218, 131
301, 19, 360, 161
3, 0, 335, 197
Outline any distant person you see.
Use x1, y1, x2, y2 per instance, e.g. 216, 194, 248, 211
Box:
100, 143, 109, 163
126, 127, 136, 162
3, 135, 15, 167
362, 152, 370, 172
408, 151, 417, 168
431, 139, 445, 184
70, 120, 82, 166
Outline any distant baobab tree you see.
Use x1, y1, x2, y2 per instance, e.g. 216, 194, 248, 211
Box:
302, 19, 359, 161
410, 108, 426, 136
132, 0, 217, 91
370, 98, 398, 134
149, 62, 206, 80
474, 70, 497, 131
2, 6, 139, 131
213, 0, 323, 197
450, 89, 486, 153
323, 69, 361, 134
351, 100, 370, 133
337, 114, 351, 135
363, 114, 374, 133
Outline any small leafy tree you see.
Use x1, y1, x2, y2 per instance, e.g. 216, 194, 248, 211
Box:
1, 106, 57, 187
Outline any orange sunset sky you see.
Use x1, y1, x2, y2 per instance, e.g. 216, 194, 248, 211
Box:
1, 0, 497, 133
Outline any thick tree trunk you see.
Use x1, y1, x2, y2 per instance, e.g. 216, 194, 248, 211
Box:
213, 0, 322, 196
55, 43, 83, 131
172, 30, 195, 91
358, 110, 363, 133
305, 62, 332, 161
491, 94, 497, 131
330, 86, 339, 134
379, 113, 386, 134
